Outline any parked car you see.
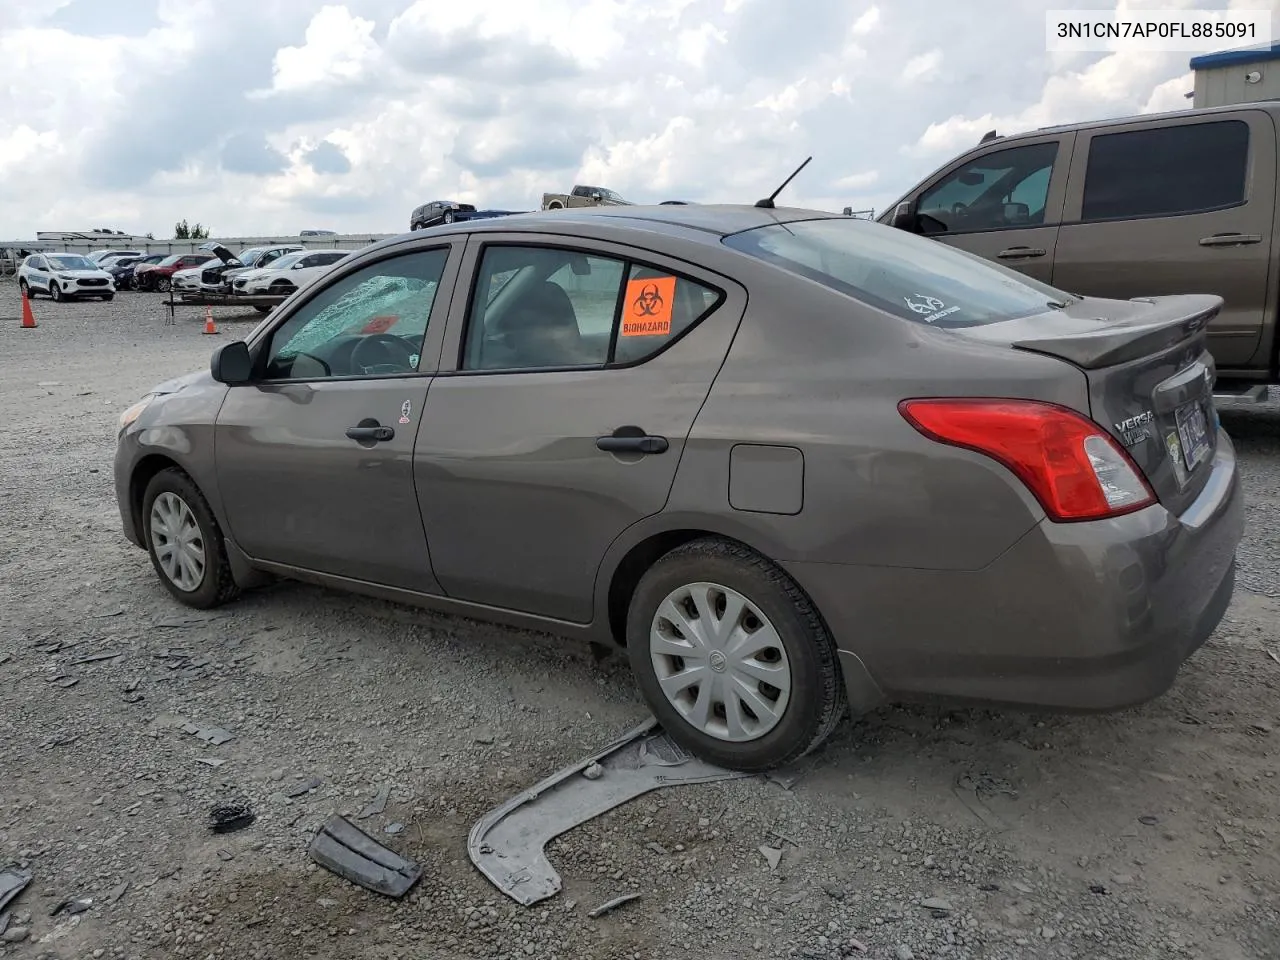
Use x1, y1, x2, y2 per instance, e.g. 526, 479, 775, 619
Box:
200, 243, 305, 294
300, 229, 337, 236
113, 205, 1242, 771
231, 249, 350, 296
19, 252, 115, 300
541, 185, 631, 210
879, 101, 1280, 397
409, 200, 523, 231
135, 253, 216, 292
115, 254, 167, 290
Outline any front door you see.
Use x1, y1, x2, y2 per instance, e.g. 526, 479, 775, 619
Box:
1052, 111, 1277, 370
415, 237, 746, 623
909, 135, 1075, 285
214, 242, 461, 592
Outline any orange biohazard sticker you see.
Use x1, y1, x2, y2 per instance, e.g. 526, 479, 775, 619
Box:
359, 315, 400, 334
621, 276, 676, 337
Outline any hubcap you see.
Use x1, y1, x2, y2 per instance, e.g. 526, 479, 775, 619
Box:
149, 492, 206, 592
649, 582, 792, 743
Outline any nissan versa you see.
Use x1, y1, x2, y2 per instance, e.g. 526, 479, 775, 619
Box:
113, 205, 1243, 772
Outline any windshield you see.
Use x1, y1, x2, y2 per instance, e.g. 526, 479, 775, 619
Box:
602, 189, 627, 203
48, 255, 96, 271
722, 218, 1075, 329
268, 253, 304, 270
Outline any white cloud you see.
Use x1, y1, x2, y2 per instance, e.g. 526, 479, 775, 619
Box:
0, 0, 1244, 238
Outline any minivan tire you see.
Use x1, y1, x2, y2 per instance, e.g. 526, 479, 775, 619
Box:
626, 537, 847, 771
142, 467, 241, 609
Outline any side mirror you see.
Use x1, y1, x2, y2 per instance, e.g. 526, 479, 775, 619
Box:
590, 192, 602, 201
210, 340, 253, 385
890, 199, 917, 231
842, 206, 853, 216
1003, 201, 1030, 223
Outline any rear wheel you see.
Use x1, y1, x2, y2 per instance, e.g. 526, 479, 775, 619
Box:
142, 468, 240, 609
626, 538, 847, 771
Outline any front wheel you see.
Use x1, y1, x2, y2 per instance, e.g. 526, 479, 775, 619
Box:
626, 538, 847, 772
443, 210, 454, 224
156, 277, 171, 292
142, 467, 241, 608
49, 282, 64, 302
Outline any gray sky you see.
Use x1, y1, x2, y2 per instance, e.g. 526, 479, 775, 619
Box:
0, 0, 1262, 238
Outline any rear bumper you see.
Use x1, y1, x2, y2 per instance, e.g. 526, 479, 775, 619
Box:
784, 428, 1244, 713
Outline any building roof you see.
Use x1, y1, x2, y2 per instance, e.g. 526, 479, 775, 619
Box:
1190, 40, 1280, 71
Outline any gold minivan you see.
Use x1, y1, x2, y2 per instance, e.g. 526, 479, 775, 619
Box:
880, 102, 1280, 393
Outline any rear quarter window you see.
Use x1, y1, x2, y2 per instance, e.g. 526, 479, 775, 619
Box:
723, 218, 1073, 328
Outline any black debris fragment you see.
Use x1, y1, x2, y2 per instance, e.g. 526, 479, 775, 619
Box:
1089, 884, 1109, 895
1138, 815, 1160, 826
50, 897, 92, 917
210, 804, 255, 834
307, 815, 422, 898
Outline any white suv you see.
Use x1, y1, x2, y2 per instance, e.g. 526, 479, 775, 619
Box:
19, 253, 116, 301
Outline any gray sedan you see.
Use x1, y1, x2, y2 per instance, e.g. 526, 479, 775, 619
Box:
113, 204, 1243, 771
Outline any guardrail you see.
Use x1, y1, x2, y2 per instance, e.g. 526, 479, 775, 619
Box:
0, 234, 399, 257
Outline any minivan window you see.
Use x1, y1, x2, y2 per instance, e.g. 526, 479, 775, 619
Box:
1081, 119, 1249, 222
723, 218, 1074, 329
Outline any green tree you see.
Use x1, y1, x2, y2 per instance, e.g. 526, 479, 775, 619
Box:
173, 219, 210, 240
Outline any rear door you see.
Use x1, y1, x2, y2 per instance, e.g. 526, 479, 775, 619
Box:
414, 235, 746, 623
1052, 111, 1277, 371
26, 256, 51, 292
907, 134, 1075, 284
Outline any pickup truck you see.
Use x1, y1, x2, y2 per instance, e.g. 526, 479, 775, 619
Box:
878, 101, 1280, 398
541, 185, 632, 210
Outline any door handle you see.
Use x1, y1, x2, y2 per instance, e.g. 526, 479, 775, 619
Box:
1199, 233, 1262, 247
596, 432, 669, 454
346, 424, 394, 442
996, 246, 1047, 259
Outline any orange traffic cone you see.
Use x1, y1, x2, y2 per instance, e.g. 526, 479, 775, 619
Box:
20, 288, 37, 329
202, 306, 219, 335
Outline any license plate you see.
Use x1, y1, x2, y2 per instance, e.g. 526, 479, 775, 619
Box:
1175, 401, 1211, 472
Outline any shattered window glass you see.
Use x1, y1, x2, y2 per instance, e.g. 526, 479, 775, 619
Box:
264, 247, 450, 380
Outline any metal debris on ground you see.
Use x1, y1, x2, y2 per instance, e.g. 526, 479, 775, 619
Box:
195, 758, 226, 768
0, 654, 11, 666
384, 822, 405, 835
0, 913, 8, 936
210, 804, 255, 834
106, 882, 129, 904
920, 897, 953, 915
0, 870, 31, 913
182, 722, 234, 746
355, 784, 391, 820
156, 615, 224, 629
217, 849, 234, 861
50, 676, 79, 688
468, 716, 750, 906
759, 845, 783, 870
587, 892, 642, 919
582, 762, 604, 780
1138, 815, 1160, 826
307, 815, 422, 898
124, 679, 140, 693
1267, 648, 1280, 665
285, 777, 323, 798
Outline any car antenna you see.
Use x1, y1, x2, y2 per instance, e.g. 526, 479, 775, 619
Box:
754, 156, 812, 209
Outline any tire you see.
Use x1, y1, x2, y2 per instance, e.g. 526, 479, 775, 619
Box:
141, 467, 241, 609
50, 282, 63, 302
548, 201, 564, 210
18, 279, 30, 297
443, 210, 454, 224
156, 276, 172, 292
626, 537, 847, 772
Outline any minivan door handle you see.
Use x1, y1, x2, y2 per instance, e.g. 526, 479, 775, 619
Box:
596, 429, 669, 455
996, 246, 1047, 260
1199, 233, 1262, 247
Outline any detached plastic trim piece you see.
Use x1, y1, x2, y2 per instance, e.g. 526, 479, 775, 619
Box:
468, 716, 750, 906
307, 815, 423, 898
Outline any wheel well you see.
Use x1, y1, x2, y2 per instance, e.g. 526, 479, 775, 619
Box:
129, 454, 183, 541
606, 529, 734, 646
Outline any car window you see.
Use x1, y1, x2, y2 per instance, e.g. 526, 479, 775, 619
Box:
262, 248, 449, 381
917, 141, 1059, 234
723, 217, 1076, 329
1081, 119, 1249, 222
462, 245, 720, 371
49, 255, 96, 270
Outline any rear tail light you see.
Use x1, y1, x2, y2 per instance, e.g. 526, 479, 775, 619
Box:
899, 398, 1155, 522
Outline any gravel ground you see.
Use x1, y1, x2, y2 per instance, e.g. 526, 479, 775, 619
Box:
1, 283, 1278, 960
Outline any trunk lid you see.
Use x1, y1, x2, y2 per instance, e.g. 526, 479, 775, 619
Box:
957, 294, 1222, 516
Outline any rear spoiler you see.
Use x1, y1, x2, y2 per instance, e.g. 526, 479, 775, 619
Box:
1011, 295, 1222, 369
